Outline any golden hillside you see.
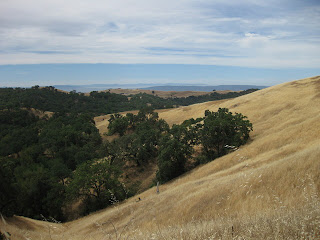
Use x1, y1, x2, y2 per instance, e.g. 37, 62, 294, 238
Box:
1, 76, 320, 239
98, 88, 233, 98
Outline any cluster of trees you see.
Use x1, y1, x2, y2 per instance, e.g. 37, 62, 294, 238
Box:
0, 86, 254, 222
107, 108, 253, 183
0, 109, 118, 220
107, 108, 169, 166
0, 108, 168, 221
156, 108, 252, 182
0, 87, 258, 115
168, 89, 258, 106
0, 87, 130, 115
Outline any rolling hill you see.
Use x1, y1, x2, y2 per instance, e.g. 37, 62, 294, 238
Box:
1, 76, 319, 239
142, 84, 268, 92
103, 88, 222, 98
53, 84, 267, 93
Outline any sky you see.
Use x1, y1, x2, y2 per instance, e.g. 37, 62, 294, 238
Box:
0, 0, 319, 87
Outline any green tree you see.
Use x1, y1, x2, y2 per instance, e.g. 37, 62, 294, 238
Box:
0, 157, 17, 216
39, 113, 102, 169
67, 158, 123, 214
170, 123, 199, 147
13, 163, 55, 219
156, 134, 193, 183
201, 108, 252, 159
108, 114, 129, 136
136, 107, 159, 123
107, 108, 169, 166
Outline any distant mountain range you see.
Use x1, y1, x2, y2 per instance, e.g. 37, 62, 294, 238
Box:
142, 85, 268, 92
53, 84, 268, 93
53, 84, 155, 92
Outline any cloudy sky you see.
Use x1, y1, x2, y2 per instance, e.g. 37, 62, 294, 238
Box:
0, 0, 319, 87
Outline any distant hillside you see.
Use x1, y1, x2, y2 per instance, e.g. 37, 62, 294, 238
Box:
143, 85, 268, 91
105, 88, 216, 98
0, 86, 257, 114
53, 84, 157, 93
53, 84, 268, 93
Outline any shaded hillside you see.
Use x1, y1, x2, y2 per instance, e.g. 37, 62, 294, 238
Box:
1, 76, 320, 239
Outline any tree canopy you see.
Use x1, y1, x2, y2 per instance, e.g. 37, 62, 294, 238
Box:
201, 108, 253, 159
0, 86, 258, 115
67, 158, 124, 215
156, 108, 253, 183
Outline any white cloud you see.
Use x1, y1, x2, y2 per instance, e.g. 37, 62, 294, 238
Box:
238, 33, 273, 48
0, 0, 319, 68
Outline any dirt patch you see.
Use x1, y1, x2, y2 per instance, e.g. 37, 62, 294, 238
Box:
28, 108, 54, 119
182, 106, 191, 112
230, 103, 240, 108
7, 217, 38, 231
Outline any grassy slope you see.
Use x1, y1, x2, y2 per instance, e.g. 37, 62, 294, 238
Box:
1, 76, 320, 239
99, 89, 234, 98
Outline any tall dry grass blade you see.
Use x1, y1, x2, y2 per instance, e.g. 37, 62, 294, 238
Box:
0, 213, 7, 225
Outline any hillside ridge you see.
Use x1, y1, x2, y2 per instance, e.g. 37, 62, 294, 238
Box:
53, 84, 267, 93
1, 76, 319, 239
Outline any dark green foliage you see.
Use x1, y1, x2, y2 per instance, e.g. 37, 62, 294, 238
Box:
165, 88, 258, 106
155, 122, 199, 183
13, 163, 61, 220
107, 107, 166, 136
0, 110, 39, 156
0, 109, 103, 220
0, 107, 169, 220
132, 122, 159, 166
107, 108, 169, 166
0, 86, 258, 115
107, 114, 129, 136
0, 157, 17, 216
201, 108, 253, 159
156, 134, 193, 183
156, 108, 253, 183
194, 154, 211, 165
67, 158, 123, 214
129, 93, 174, 109
39, 113, 102, 169
0, 85, 255, 220
0, 87, 130, 115
127, 90, 259, 109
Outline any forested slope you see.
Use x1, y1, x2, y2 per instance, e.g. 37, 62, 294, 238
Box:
0, 85, 256, 222
0, 86, 257, 114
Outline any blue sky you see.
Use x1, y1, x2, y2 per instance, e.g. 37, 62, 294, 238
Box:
1, 64, 319, 87
0, 0, 319, 87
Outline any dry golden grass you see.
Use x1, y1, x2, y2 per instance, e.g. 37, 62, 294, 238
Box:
27, 108, 54, 119
1, 76, 320, 239
95, 89, 232, 99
